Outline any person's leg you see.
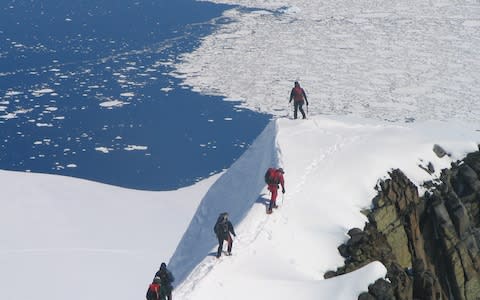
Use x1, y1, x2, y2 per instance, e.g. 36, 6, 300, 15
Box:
216, 236, 224, 258
299, 102, 306, 119
160, 285, 172, 300
227, 233, 233, 254
293, 102, 299, 119
269, 187, 278, 211
272, 187, 278, 208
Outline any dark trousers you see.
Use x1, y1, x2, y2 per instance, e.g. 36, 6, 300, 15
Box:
216, 233, 233, 257
162, 286, 172, 300
294, 101, 306, 119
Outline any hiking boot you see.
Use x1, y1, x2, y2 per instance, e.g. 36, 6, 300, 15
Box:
267, 209, 273, 214
226, 251, 232, 256
273, 204, 278, 209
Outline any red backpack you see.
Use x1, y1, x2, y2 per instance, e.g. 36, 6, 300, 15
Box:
293, 86, 304, 101
146, 283, 160, 300
264, 168, 277, 184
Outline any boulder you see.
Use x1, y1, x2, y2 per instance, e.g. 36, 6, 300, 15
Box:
368, 279, 395, 300
326, 150, 480, 300
433, 144, 448, 158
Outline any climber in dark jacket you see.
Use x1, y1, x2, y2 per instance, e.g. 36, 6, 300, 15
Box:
154, 262, 175, 300
289, 81, 309, 119
213, 212, 236, 258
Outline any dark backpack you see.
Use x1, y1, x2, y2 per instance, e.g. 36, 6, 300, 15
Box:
264, 168, 276, 184
214, 212, 230, 236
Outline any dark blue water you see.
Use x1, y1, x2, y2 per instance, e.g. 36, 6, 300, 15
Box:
0, 0, 270, 190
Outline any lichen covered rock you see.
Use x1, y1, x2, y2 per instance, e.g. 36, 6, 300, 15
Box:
326, 147, 480, 300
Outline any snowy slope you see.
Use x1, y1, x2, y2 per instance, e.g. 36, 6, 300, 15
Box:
2, 0, 480, 299
169, 115, 479, 300
1, 115, 478, 300
0, 171, 218, 300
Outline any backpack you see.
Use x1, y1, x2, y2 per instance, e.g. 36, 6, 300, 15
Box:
213, 213, 226, 235
146, 283, 160, 300
293, 86, 304, 101
264, 168, 277, 184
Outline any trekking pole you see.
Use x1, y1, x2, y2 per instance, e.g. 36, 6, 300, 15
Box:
287, 102, 290, 119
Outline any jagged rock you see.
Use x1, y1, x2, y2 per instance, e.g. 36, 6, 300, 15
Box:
368, 279, 395, 300
348, 227, 364, 237
323, 270, 336, 279
412, 259, 437, 299
369, 169, 424, 268
325, 150, 480, 300
464, 150, 480, 174
338, 243, 349, 257
445, 194, 471, 239
358, 292, 376, 300
419, 162, 435, 175
433, 144, 448, 158
386, 263, 413, 300
347, 229, 367, 246
457, 164, 480, 194
427, 162, 435, 174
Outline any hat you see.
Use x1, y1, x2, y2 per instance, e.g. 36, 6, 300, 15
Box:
160, 262, 167, 270
153, 276, 161, 283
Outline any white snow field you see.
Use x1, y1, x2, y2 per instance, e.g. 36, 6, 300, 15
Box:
0, 171, 218, 300
174, 0, 480, 122
2, 0, 480, 299
1, 115, 479, 300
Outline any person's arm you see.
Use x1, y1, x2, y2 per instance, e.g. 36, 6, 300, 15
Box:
302, 89, 308, 105
168, 271, 175, 283
213, 222, 219, 236
289, 89, 294, 103
228, 222, 236, 237
280, 174, 285, 193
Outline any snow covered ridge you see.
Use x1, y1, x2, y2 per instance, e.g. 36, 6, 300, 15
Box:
175, 0, 480, 122
169, 115, 479, 299
1, 115, 479, 300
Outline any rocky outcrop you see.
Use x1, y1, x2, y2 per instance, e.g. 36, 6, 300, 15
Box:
326, 146, 480, 300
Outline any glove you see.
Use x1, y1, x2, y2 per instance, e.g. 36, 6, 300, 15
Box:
282, 188, 285, 194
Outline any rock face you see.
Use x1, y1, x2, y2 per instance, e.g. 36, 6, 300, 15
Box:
326, 148, 480, 300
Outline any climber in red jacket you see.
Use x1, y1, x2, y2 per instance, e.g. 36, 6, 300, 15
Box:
265, 167, 285, 214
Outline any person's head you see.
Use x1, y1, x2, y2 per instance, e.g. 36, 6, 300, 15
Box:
160, 262, 167, 271
222, 212, 229, 221
294, 81, 299, 87
153, 276, 161, 284
277, 168, 285, 174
